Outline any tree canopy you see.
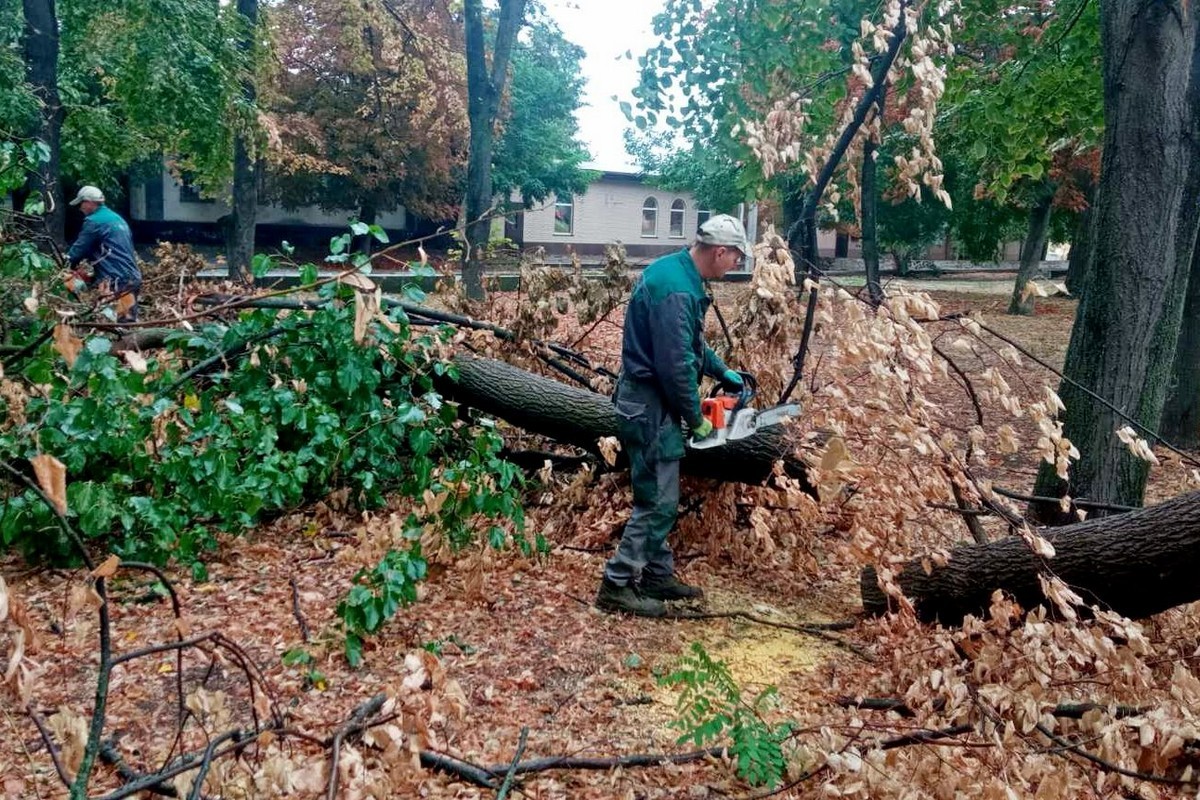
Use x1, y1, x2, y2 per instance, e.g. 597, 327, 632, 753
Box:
490, 14, 595, 209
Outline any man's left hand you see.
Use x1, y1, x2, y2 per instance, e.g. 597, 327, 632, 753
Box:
721, 369, 745, 391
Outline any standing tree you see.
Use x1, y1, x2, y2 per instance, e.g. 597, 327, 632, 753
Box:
941, 0, 1102, 315
228, 0, 259, 281
21, 0, 64, 243
267, 0, 468, 240
1032, 0, 1200, 515
462, 0, 526, 299
490, 15, 594, 214
623, 131, 747, 216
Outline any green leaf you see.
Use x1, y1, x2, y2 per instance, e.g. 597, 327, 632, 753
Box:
251, 253, 273, 278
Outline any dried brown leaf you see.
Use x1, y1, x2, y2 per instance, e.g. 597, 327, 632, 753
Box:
53, 324, 82, 368
30, 453, 67, 515
91, 554, 120, 578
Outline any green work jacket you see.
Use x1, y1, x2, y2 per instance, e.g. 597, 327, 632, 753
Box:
618, 248, 729, 432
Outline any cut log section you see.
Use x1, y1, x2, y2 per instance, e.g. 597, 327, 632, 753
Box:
436, 355, 813, 489
861, 490, 1200, 624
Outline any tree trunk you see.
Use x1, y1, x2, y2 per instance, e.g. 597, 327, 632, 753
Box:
22, 0, 64, 246
1007, 182, 1055, 315
435, 355, 815, 490
462, 0, 527, 300
861, 133, 884, 308
1063, 199, 1094, 297
354, 199, 378, 255
1161, 234, 1200, 447
779, 5, 906, 403
861, 490, 1200, 625
227, 0, 258, 282
1031, 2, 1200, 515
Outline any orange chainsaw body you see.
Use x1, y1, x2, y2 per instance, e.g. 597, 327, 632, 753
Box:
701, 395, 739, 430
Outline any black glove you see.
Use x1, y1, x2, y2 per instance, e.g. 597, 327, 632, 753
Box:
721, 369, 747, 392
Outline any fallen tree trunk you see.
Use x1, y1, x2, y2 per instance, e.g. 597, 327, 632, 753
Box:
436, 355, 814, 489
861, 490, 1200, 624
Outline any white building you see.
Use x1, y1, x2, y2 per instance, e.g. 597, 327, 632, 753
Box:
510, 171, 719, 263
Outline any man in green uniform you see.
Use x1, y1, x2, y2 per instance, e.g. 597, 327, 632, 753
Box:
67, 185, 142, 323
596, 214, 751, 617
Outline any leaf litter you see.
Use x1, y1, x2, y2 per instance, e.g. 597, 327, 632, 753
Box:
6, 285, 1200, 798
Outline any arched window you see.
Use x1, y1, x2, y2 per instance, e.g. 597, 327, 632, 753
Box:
641, 197, 658, 237
554, 194, 573, 235
669, 199, 686, 238
695, 204, 712, 231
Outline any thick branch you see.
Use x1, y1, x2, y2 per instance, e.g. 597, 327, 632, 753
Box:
861, 489, 1200, 623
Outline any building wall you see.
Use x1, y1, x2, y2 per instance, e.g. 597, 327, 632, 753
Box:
521, 178, 707, 258
131, 167, 406, 229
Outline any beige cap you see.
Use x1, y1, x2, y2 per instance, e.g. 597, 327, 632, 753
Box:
697, 213, 749, 255
69, 185, 105, 206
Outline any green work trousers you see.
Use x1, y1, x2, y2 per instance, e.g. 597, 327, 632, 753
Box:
604, 379, 685, 586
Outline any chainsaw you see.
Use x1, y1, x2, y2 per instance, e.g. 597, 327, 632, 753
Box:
688, 371, 801, 450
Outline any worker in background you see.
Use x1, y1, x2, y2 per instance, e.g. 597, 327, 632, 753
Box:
596, 214, 751, 617
66, 185, 142, 323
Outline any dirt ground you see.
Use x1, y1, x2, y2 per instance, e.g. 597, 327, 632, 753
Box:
2, 281, 1190, 799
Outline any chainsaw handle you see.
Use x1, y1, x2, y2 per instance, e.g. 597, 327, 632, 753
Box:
707, 370, 756, 412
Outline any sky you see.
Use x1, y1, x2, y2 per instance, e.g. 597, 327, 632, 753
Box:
544, 0, 663, 173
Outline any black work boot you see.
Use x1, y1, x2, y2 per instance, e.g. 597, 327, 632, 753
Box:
596, 579, 666, 617
640, 574, 704, 602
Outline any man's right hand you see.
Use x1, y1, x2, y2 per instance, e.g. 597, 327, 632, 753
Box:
692, 419, 714, 440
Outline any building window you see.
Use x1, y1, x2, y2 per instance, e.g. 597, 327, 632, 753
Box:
554, 195, 573, 235
696, 205, 711, 231
669, 199, 686, 238
179, 180, 214, 204
641, 197, 658, 237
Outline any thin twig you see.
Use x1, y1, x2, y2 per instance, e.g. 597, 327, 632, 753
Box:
991, 485, 1136, 514
495, 726, 529, 800
99, 740, 179, 798
26, 706, 73, 788
418, 750, 499, 789
289, 577, 311, 643
1034, 722, 1198, 785
959, 316, 1200, 469
481, 746, 726, 774
187, 730, 244, 800
326, 694, 388, 800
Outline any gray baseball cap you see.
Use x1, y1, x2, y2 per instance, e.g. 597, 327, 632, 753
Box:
697, 214, 749, 255
69, 185, 105, 206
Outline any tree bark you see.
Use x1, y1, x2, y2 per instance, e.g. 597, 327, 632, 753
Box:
861, 107, 884, 308
1032, 2, 1200, 515
228, 0, 258, 282
861, 490, 1200, 625
354, 198, 378, 255
1161, 233, 1200, 447
462, 0, 527, 300
1007, 182, 1056, 315
22, 0, 64, 245
1063, 195, 1095, 297
434, 355, 815, 489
